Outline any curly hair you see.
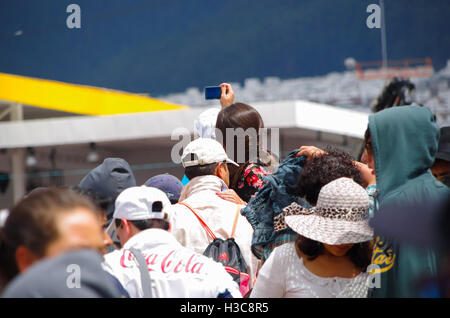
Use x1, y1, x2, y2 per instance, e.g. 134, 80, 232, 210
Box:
296, 147, 364, 206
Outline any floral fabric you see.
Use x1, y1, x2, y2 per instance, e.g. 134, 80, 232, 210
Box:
235, 162, 270, 203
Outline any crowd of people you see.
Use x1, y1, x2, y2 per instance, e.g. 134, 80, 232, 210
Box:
0, 83, 449, 298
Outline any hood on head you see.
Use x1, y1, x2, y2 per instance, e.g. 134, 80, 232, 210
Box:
79, 158, 136, 220
369, 106, 440, 202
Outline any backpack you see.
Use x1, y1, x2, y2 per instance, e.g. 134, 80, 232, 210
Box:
177, 202, 250, 297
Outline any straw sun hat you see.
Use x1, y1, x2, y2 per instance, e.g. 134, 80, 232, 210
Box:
274, 177, 373, 245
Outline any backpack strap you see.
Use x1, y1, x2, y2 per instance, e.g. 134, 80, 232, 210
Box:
230, 205, 241, 238
177, 202, 216, 240
129, 247, 153, 298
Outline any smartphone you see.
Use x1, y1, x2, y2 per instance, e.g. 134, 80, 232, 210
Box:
204, 86, 222, 100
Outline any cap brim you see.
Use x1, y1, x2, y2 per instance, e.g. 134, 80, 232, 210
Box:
226, 158, 239, 167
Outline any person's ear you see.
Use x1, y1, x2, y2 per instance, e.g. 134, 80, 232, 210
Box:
215, 162, 230, 187
121, 219, 132, 237
15, 246, 39, 273
223, 162, 229, 174
214, 162, 226, 178
214, 163, 222, 177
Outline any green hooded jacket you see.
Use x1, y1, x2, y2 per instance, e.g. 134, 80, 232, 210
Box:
367, 106, 450, 298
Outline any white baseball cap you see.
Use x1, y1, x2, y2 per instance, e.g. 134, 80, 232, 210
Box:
113, 186, 172, 221
181, 138, 239, 168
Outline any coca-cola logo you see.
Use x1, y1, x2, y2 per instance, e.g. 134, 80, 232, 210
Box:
120, 249, 205, 275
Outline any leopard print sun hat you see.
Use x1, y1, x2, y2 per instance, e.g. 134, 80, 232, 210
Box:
274, 177, 373, 245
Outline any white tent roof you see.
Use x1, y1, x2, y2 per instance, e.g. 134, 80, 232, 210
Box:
0, 100, 369, 149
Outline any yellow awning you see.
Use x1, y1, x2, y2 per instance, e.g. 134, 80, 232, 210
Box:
0, 72, 187, 115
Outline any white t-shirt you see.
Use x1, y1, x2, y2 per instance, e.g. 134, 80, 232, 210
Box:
250, 242, 369, 298
102, 228, 241, 298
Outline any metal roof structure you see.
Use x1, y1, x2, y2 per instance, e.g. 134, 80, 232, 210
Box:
0, 100, 368, 149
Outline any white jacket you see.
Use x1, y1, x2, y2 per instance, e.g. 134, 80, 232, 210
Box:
102, 228, 241, 298
166, 175, 258, 286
